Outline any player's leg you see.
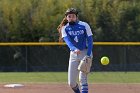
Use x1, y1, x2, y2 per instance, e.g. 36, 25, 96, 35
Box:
68, 61, 80, 93
79, 72, 88, 93
78, 49, 89, 93
68, 52, 80, 93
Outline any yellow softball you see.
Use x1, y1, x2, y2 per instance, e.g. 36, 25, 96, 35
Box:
101, 56, 109, 65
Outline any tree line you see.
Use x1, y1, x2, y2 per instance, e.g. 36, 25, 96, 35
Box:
0, 0, 140, 42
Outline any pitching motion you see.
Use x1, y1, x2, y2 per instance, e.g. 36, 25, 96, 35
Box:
101, 56, 110, 65
58, 8, 93, 93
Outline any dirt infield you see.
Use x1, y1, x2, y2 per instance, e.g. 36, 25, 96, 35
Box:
0, 83, 140, 93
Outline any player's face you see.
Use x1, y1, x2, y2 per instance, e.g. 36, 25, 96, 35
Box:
66, 14, 77, 22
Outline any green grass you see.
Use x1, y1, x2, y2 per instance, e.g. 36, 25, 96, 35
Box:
89, 72, 140, 83
0, 72, 140, 84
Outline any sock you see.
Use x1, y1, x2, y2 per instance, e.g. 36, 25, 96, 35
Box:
72, 84, 80, 93
81, 84, 88, 93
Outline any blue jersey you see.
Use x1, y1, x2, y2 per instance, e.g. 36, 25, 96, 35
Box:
61, 21, 93, 56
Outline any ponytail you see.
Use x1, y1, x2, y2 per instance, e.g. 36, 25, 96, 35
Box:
57, 17, 68, 42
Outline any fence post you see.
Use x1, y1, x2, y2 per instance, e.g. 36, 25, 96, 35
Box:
123, 46, 127, 72
25, 46, 28, 72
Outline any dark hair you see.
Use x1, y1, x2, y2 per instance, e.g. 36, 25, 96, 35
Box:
65, 8, 78, 16
57, 17, 68, 42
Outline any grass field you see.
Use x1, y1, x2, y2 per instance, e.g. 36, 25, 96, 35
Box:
0, 72, 140, 84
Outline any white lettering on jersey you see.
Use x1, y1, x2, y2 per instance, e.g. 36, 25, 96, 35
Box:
68, 30, 84, 36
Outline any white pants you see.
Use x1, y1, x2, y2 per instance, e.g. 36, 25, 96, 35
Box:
68, 49, 89, 88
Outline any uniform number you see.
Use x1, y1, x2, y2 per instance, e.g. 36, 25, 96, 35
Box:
74, 36, 78, 42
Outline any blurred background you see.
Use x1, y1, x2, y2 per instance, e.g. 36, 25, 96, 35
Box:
0, 0, 140, 72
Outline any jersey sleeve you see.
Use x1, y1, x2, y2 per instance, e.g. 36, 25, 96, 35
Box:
84, 22, 93, 56
61, 26, 67, 38
61, 26, 78, 51
87, 36, 93, 56
63, 36, 78, 51
85, 23, 93, 37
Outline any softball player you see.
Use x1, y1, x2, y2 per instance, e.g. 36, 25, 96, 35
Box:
57, 8, 93, 93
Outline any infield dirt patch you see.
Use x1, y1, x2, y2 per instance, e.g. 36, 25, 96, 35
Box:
0, 83, 140, 93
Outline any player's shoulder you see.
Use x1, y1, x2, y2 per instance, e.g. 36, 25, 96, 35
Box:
78, 21, 90, 27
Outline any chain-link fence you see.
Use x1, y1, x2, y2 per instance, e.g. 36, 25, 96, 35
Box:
0, 43, 140, 72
